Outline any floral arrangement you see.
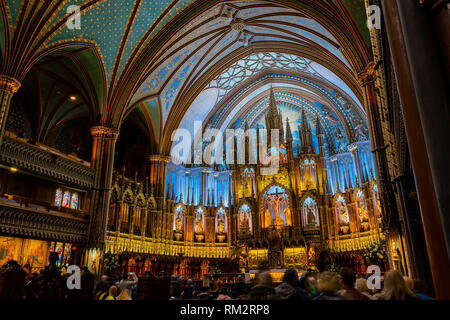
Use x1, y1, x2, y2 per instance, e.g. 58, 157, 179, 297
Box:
103, 253, 120, 274
364, 241, 388, 266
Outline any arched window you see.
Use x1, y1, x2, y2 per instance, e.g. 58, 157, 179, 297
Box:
356, 190, 369, 223
194, 207, 205, 233
54, 189, 62, 207
335, 195, 349, 226
70, 193, 79, 210
302, 197, 319, 228
173, 205, 185, 232
216, 208, 227, 234
238, 204, 252, 234
62, 191, 70, 208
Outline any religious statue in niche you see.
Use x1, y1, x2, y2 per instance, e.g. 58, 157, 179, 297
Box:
302, 197, 319, 228
335, 196, 350, 234
195, 215, 204, 233
194, 207, 205, 242
263, 186, 291, 228
173, 205, 184, 241
216, 209, 227, 243
238, 204, 252, 234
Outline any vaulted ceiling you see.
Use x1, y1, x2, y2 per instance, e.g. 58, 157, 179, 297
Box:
1, 0, 372, 156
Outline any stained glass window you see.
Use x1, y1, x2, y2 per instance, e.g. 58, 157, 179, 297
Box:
62, 191, 70, 208
70, 193, 78, 210
54, 189, 62, 207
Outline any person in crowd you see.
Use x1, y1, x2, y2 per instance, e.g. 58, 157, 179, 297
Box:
181, 279, 196, 299
413, 279, 434, 300
117, 288, 132, 300
337, 267, 369, 300
231, 275, 246, 299
248, 271, 278, 300
314, 271, 341, 300
274, 268, 310, 300
80, 266, 95, 300
196, 287, 213, 301
299, 272, 318, 298
95, 275, 112, 298
0, 260, 26, 300
216, 288, 232, 300
380, 270, 418, 300
355, 278, 375, 300
404, 276, 414, 292
116, 272, 138, 293
170, 274, 182, 299
99, 285, 118, 300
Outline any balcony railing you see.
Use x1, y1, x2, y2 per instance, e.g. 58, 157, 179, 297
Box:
0, 199, 89, 244
0, 136, 95, 188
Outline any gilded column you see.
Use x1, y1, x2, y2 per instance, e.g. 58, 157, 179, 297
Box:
148, 155, 169, 239
88, 126, 119, 249
358, 63, 399, 232
0, 75, 21, 145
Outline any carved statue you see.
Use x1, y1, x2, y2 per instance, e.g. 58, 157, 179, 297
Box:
284, 207, 292, 226
264, 209, 272, 227
217, 217, 225, 234
175, 216, 183, 232
196, 215, 204, 233
308, 207, 316, 225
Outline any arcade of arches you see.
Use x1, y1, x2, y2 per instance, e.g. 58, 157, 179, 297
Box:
0, 0, 449, 298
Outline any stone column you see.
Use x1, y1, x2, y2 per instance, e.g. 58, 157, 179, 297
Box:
148, 155, 169, 239
0, 75, 21, 145
88, 126, 119, 249
381, 0, 450, 298
420, 0, 450, 73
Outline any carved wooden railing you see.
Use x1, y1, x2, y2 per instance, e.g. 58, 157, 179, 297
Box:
0, 136, 95, 188
0, 202, 89, 243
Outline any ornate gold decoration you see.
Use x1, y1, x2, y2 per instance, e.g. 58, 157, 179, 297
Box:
148, 155, 170, 163
90, 126, 119, 138
0, 75, 21, 94
358, 61, 377, 85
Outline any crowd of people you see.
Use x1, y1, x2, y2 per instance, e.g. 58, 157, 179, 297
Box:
168, 268, 434, 301
0, 255, 434, 301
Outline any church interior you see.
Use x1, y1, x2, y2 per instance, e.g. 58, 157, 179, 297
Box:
0, 0, 449, 299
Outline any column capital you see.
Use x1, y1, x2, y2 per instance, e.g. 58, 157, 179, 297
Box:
358, 61, 377, 86
0, 75, 21, 94
90, 126, 119, 138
